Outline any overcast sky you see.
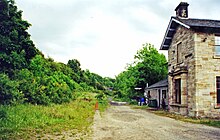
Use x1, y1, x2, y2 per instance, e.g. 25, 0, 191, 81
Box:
15, 0, 220, 78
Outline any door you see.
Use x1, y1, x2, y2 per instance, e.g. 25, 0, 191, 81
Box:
158, 89, 161, 108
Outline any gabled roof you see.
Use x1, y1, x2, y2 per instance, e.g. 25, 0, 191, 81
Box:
160, 17, 220, 50
145, 78, 168, 90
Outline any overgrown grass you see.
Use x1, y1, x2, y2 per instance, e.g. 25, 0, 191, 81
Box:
0, 96, 99, 139
149, 110, 220, 128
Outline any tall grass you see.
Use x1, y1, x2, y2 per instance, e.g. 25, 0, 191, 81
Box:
0, 98, 99, 139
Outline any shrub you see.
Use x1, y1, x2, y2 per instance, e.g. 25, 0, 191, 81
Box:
13, 69, 37, 103
0, 73, 23, 105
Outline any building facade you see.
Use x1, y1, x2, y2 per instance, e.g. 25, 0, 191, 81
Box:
161, 2, 220, 118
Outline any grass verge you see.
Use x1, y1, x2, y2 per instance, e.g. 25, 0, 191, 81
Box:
130, 105, 149, 110
0, 98, 97, 139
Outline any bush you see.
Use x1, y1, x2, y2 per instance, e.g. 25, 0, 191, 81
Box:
14, 67, 76, 105
95, 92, 106, 101
79, 82, 95, 92
14, 69, 36, 103
0, 73, 24, 105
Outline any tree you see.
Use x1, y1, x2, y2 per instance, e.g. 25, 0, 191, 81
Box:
0, 0, 40, 75
67, 59, 83, 83
0, 0, 114, 105
114, 43, 167, 100
133, 43, 168, 92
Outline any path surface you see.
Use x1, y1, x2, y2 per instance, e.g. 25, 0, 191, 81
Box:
92, 105, 220, 140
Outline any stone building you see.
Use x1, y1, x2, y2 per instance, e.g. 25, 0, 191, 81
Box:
160, 2, 220, 118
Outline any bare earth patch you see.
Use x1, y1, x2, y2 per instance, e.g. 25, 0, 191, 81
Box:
92, 105, 220, 140
36, 129, 91, 140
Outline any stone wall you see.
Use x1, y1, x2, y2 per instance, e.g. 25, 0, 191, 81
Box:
168, 26, 196, 116
168, 25, 220, 118
194, 32, 220, 118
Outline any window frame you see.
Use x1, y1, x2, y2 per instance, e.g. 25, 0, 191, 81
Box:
216, 77, 220, 105
175, 79, 181, 104
215, 36, 220, 56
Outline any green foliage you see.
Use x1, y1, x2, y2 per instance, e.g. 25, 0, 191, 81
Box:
134, 43, 168, 89
13, 55, 78, 105
0, 73, 23, 105
78, 82, 95, 92
83, 70, 114, 91
129, 100, 138, 105
95, 92, 109, 112
0, 0, 41, 75
67, 59, 115, 93
95, 92, 106, 101
67, 59, 83, 83
0, 53, 113, 105
0, 0, 114, 106
115, 43, 168, 100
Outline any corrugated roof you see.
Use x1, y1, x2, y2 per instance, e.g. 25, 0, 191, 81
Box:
145, 78, 168, 90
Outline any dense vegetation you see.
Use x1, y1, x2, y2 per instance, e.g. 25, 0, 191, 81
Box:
0, 0, 114, 106
0, 1, 111, 138
0, 0, 167, 138
114, 43, 168, 101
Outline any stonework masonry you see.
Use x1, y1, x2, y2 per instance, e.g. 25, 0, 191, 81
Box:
168, 25, 220, 118
194, 32, 220, 118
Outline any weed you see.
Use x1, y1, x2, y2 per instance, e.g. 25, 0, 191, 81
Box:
0, 96, 97, 139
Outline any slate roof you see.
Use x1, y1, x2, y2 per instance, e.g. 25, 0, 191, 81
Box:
145, 78, 168, 90
175, 17, 220, 28
160, 17, 220, 50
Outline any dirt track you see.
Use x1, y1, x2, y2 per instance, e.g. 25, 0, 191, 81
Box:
92, 105, 220, 140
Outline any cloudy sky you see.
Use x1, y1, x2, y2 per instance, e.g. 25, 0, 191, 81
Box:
15, 0, 220, 78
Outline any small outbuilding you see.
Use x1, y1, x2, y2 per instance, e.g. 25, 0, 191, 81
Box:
144, 79, 168, 109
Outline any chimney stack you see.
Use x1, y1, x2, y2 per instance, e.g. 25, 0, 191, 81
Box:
175, 2, 189, 18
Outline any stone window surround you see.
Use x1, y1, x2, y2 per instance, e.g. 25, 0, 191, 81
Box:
214, 35, 220, 57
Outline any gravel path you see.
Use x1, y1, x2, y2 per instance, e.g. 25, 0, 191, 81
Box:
92, 105, 220, 140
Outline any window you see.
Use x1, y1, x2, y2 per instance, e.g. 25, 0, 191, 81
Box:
215, 36, 220, 56
216, 77, 220, 104
177, 42, 182, 63
162, 90, 166, 99
175, 79, 181, 104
